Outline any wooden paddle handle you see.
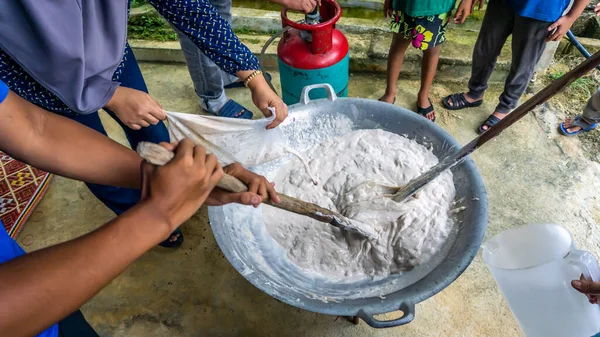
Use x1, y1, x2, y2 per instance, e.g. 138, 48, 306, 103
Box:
136, 142, 343, 225
136, 142, 247, 193
476, 50, 600, 148
393, 50, 600, 203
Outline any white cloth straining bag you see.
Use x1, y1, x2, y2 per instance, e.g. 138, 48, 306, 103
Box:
165, 110, 287, 167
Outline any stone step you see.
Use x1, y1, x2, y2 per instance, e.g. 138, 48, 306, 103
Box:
130, 5, 390, 35
128, 3, 514, 81
131, 27, 513, 83
130, 5, 483, 36
231, 7, 389, 34
559, 35, 600, 56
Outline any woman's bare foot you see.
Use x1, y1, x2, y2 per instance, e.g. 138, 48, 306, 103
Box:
417, 95, 435, 121
562, 117, 583, 133
379, 94, 396, 104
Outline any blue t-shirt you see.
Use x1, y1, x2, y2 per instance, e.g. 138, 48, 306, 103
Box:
505, 0, 571, 22
0, 84, 58, 336
0, 78, 8, 103
0, 227, 59, 337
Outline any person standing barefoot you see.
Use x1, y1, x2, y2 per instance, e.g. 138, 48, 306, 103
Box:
380, 0, 473, 122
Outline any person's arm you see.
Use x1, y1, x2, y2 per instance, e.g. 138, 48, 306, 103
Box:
0, 90, 278, 204
0, 83, 279, 335
149, 0, 288, 129
572, 278, 600, 304
454, 0, 474, 24
547, 0, 590, 42
103, 85, 167, 130
0, 140, 223, 337
0, 90, 143, 189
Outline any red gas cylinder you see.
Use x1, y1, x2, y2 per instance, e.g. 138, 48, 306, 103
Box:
277, 0, 349, 105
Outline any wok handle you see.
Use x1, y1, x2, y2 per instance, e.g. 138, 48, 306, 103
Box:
357, 302, 415, 328
299, 83, 338, 105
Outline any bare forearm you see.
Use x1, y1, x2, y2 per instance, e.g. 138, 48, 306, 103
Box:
236, 70, 260, 81
568, 0, 590, 18
0, 92, 142, 189
236, 70, 271, 93
0, 202, 170, 337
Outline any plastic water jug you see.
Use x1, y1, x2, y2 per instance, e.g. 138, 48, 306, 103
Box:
482, 224, 600, 337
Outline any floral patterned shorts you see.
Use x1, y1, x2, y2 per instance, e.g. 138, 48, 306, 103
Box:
390, 11, 450, 50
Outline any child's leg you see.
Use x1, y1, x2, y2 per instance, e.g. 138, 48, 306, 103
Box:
445, 0, 513, 109
495, 19, 549, 115
380, 33, 411, 103
418, 45, 442, 120
479, 16, 550, 133
479, 16, 548, 133
467, 0, 514, 102
581, 89, 600, 127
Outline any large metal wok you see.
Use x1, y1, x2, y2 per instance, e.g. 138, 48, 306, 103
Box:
208, 84, 488, 328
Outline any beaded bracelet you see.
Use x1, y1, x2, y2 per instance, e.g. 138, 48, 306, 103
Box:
243, 70, 262, 87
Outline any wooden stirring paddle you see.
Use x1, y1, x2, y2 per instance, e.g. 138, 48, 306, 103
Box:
137, 142, 378, 239
392, 50, 600, 204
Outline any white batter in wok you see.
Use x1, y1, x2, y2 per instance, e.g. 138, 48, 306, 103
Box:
264, 129, 456, 280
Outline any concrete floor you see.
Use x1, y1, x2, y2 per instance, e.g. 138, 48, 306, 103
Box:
19, 64, 600, 337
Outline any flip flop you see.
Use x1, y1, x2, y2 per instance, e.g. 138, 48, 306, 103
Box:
159, 228, 184, 248
443, 93, 483, 111
478, 114, 503, 134
417, 98, 436, 122
379, 97, 396, 104
209, 99, 253, 119
224, 72, 272, 89
559, 116, 598, 136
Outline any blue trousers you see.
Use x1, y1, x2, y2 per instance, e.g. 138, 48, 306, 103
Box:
174, 0, 237, 113
58, 310, 99, 337
67, 45, 170, 215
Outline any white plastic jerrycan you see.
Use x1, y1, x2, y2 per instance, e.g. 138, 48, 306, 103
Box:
482, 224, 600, 337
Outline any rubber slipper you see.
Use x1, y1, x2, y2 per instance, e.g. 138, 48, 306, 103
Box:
209, 99, 253, 119
443, 93, 483, 111
417, 98, 436, 122
379, 97, 396, 104
559, 116, 598, 136
159, 228, 184, 248
224, 72, 272, 89
478, 114, 503, 134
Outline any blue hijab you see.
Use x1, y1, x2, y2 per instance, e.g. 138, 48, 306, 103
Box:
0, 1, 129, 114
